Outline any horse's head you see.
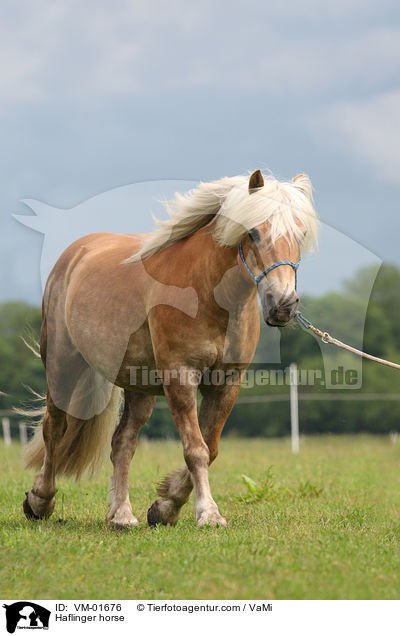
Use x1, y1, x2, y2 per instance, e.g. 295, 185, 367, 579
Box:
239, 169, 318, 327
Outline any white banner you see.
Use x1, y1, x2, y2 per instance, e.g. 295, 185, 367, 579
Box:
1, 600, 398, 636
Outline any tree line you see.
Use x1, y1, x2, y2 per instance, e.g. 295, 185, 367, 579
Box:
1, 263, 400, 438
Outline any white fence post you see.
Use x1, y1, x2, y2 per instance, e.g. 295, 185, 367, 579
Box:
2, 417, 11, 446
19, 421, 28, 445
290, 362, 299, 454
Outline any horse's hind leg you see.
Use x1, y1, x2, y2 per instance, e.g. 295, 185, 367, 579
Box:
24, 394, 67, 519
147, 465, 193, 527
107, 391, 155, 529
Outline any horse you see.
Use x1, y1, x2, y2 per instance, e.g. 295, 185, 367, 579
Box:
23, 169, 319, 528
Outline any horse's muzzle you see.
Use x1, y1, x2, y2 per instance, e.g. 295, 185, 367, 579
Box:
262, 290, 299, 327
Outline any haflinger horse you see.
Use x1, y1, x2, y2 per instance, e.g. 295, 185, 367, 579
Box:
23, 170, 319, 528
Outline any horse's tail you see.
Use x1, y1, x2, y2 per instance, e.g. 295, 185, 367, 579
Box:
23, 386, 123, 480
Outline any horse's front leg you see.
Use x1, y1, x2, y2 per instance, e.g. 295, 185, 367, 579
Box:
170, 382, 226, 527
148, 378, 241, 527
108, 391, 155, 529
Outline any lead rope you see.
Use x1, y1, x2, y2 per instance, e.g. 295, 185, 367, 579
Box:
296, 311, 400, 371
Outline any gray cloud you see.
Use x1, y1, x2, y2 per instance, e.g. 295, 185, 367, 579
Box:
311, 90, 400, 184
1, 0, 400, 303
1, 1, 400, 106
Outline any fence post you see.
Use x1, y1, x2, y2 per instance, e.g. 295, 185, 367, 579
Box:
2, 417, 11, 446
19, 421, 28, 445
290, 362, 299, 454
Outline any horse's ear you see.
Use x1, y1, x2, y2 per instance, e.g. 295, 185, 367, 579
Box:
249, 170, 264, 193
292, 173, 313, 199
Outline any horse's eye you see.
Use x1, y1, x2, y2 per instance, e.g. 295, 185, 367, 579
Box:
249, 228, 260, 242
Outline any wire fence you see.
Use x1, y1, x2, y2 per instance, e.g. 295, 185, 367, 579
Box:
3, 390, 400, 447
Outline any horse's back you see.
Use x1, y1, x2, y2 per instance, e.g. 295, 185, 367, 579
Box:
47, 232, 146, 276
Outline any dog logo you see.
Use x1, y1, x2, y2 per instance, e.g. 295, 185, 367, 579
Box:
2, 602, 50, 633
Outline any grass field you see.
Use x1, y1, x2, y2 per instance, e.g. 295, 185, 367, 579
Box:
1, 435, 400, 600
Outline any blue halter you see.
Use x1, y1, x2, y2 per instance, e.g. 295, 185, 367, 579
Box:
239, 240, 301, 286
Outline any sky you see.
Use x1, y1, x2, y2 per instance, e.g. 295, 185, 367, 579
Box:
1, 0, 400, 304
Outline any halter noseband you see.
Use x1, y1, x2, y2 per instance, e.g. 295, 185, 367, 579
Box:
239, 240, 301, 286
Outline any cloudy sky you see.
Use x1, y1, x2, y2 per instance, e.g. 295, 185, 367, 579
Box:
1, 0, 400, 303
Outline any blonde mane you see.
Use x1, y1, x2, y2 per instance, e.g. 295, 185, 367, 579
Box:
127, 173, 319, 262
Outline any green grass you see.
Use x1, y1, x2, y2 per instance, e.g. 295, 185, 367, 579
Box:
1, 435, 400, 599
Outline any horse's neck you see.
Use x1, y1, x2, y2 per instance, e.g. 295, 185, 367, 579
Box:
143, 227, 256, 308
190, 229, 257, 309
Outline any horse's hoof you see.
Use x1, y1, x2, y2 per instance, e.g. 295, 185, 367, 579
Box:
23, 492, 41, 520
147, 498, 180, 526
147, 501, 161, 527
107, 516, 139, 531
23, 490, 56, 520
109, 521, 137, 531
107, 503, 139, 529
197, 511, 227, 528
